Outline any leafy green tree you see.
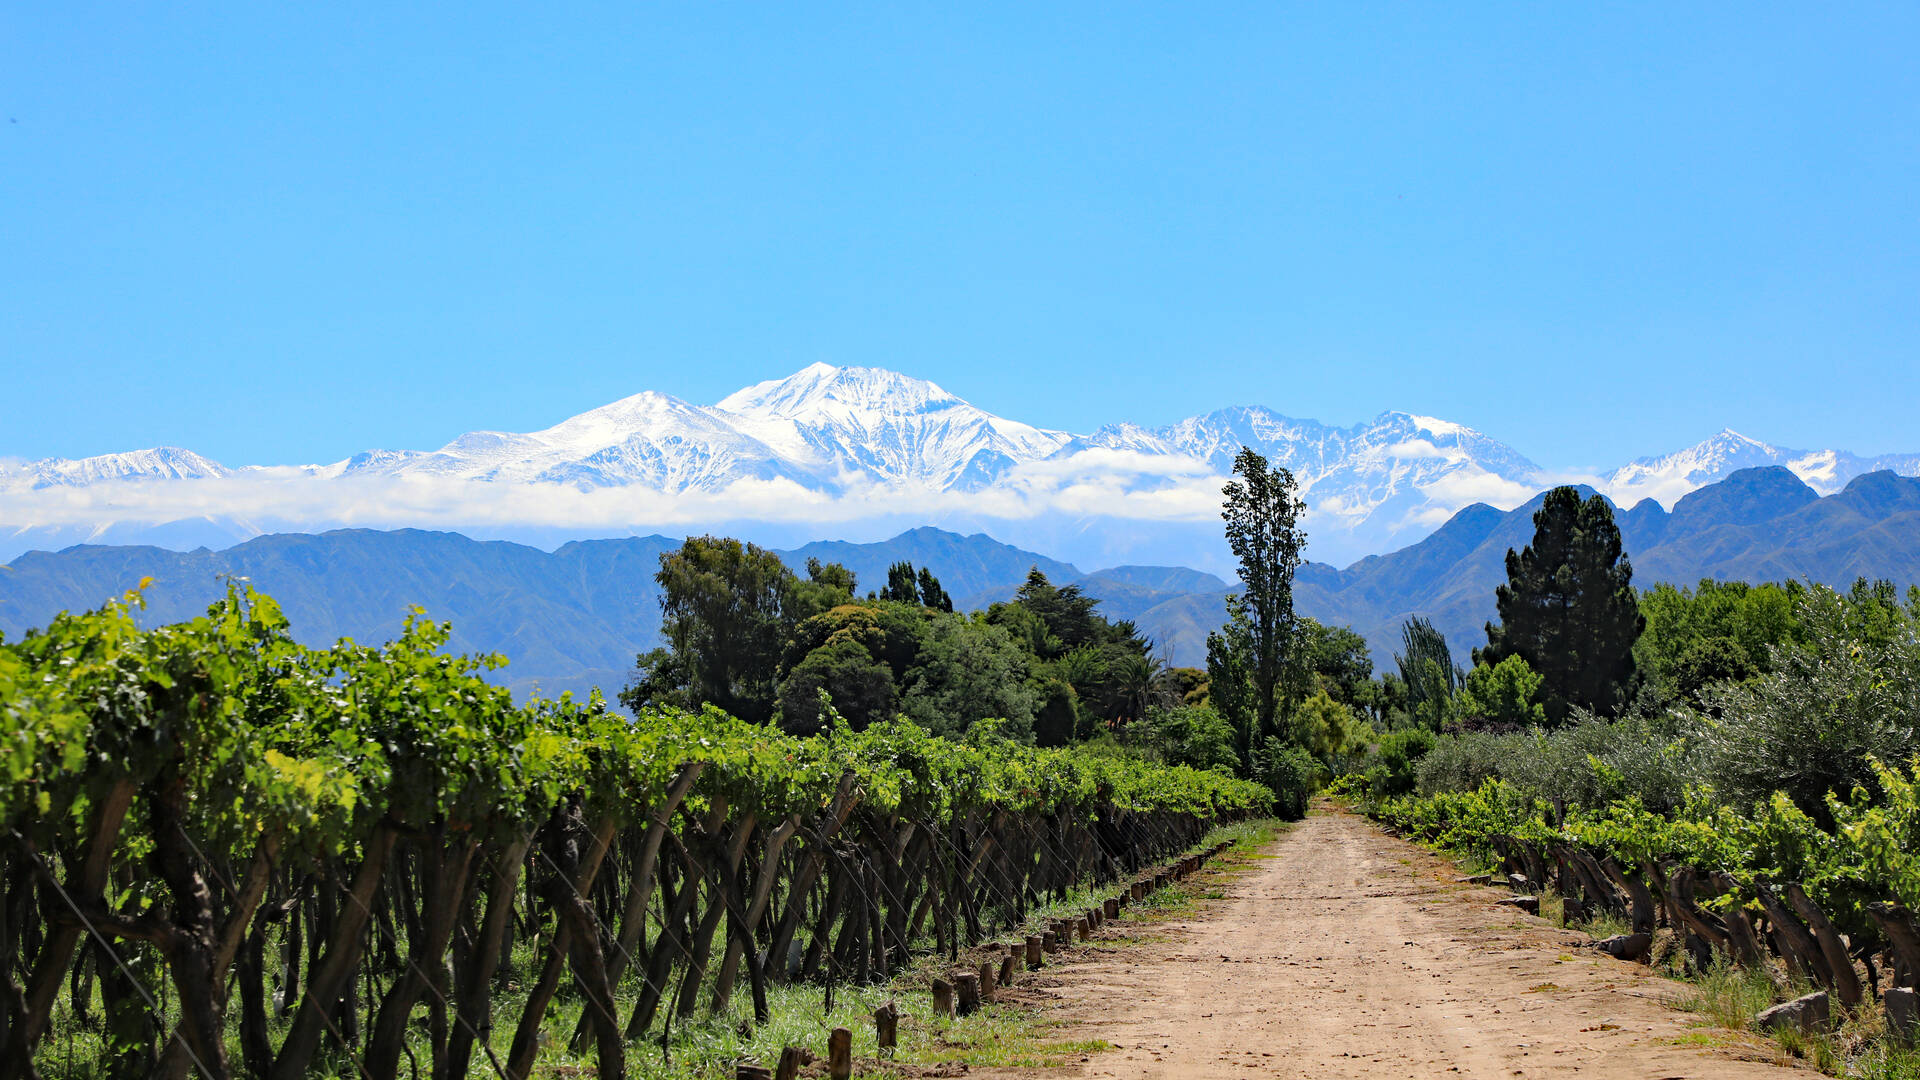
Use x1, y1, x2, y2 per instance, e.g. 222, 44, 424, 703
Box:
1205, 593, 1258, 769
1635, 579, 1800, 704
776, 638, 897, 734
621, 536, 800, 724
1455, 654, 1548, 728
1476, 487, 1644, 723
1394, 616, 1460, 729
1255, 738, 1320, 821
1298, 618, 1374, 707
804, 556, 858, 595
781, 602, 927, 681
917, 567, 954, 613
1030, 674, 1082, 746
1697, 584, 1920, 822
1295, 688, 1362, 760
899, 616, 1038, 738
875, 560, 954, 611
880, 561, 921, 604
1136, 704, 1239, 772
1669, 636, 1754, 704
1007, 569, 1104, 654
1368, 726, 1436, 799
1221, 448, 1308, 747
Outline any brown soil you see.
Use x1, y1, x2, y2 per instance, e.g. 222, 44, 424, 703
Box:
977, 807, 1803, 1079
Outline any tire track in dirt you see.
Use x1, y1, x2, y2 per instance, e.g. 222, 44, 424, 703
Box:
983, 808, 1802, 1079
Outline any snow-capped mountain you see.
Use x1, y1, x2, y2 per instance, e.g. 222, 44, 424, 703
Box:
0, 446, 229, 490
2, 364, 1916, 569
1605, 429, 1920, 507
717, 364, 1074, 491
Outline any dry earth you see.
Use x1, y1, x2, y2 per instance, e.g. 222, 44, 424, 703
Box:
979, 807, 1803, 1079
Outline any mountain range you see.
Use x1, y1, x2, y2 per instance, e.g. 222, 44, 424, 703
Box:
5, 364, 1916, 570
4, 466, 1914, 701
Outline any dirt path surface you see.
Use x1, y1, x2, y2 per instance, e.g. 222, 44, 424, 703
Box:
989, 808, 1799, 1079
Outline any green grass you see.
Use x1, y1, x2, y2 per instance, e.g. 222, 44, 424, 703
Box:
1569, 909, 1633, 940
1854, 1044, 1920, 1080
1769, 1022, 1842, 1074
1673, 957, 1783, 1032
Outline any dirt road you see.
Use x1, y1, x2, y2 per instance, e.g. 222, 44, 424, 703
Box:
992, 808, 1799, 1079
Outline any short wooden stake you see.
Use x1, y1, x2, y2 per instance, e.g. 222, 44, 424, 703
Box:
776, 1046, 806, 1080
979, 960, 997, 1002
1025, 935, 1043, 970
955, 971, 980, 1016
931, 978, 955, 1018
874, 1002, 898, 1054
1000, 951, 1017, 986
828, 1027, 852, 1080
1041, 930, 1058, 954
1103, 898, 1120, 919
1076, 917, 1090, 942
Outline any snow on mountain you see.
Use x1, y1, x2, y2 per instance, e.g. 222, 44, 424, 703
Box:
1071, 406, 1542, 540
0, 446, 230, 491
4, 366, 1915, 569
1605, 429, 1920, 506
717, 363, 1074, 490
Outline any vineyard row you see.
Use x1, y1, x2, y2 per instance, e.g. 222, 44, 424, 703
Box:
0, 586, 1271, 1080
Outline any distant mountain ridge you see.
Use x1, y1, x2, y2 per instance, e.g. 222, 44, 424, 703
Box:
6, 364, 1913, 569
4, 467, 1914, 700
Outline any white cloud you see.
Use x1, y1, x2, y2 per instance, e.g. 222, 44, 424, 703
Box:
0, 463, 1235, 538
1413, 468, 1540, 510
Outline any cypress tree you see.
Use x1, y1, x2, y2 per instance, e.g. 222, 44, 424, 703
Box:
1476, 487, 1643, 723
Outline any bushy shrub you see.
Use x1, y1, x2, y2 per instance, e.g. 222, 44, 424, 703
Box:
1695, 585, 1920, 821
1454, 654, 1548, 728
1415, 715, 1696, 813
1135, 703, 1240, 773
1257, 738, 1322, 820
1372, 725, 1436, 799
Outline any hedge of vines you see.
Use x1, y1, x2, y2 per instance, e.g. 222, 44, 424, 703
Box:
0, 586, 1270, 1080
1372, 768, 1920, 1009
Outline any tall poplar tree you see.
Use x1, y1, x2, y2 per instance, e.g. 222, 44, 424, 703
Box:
1220, 447, 1308, 747
1475, 487, 1644, 723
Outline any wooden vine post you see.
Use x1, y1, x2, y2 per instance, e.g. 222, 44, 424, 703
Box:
955, 971, 981, 1015
874, 1002, 898, 1054
828, 1027, 852, 1080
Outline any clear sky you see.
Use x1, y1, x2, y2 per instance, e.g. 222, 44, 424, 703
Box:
4, 3, 1916, 470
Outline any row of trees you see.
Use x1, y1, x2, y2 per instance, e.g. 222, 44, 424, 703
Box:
622, 542, 1162, 747
617, 451, 1908, 824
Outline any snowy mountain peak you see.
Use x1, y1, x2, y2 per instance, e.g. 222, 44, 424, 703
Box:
718, 364, 967, 421
0, 446, 230, 491
1604, 428, 1920, 506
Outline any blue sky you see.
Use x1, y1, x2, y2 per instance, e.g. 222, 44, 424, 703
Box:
4, 3, 1916, 470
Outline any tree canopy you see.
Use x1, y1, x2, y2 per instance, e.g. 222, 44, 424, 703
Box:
1220, 448, 1308, 747
1475, 487, 1643, 723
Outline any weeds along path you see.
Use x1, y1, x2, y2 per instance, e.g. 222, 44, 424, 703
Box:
988, 806, 1801, 1079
